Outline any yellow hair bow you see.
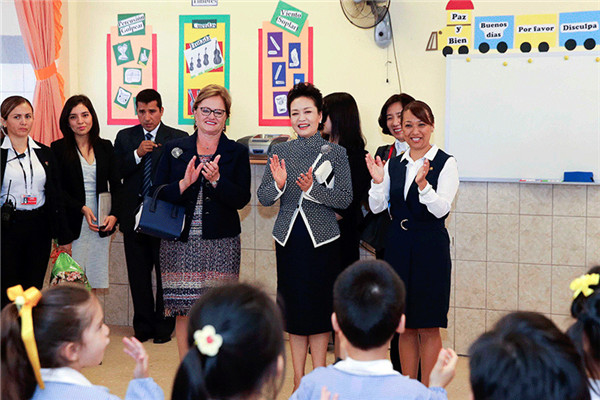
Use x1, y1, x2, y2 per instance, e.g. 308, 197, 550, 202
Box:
7, 285, 44, 389
570, 273, 600, 299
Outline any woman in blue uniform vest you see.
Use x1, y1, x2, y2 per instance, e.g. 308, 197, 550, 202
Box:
366, 100, 459, 386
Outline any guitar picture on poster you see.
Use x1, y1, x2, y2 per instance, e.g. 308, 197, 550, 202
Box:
204, 48, 210, 66
213, 41, 222, 65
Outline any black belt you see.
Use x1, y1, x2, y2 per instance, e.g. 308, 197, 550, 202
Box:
12, 207, 46, 221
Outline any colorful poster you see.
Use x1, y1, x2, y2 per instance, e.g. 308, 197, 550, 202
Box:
179, 15, 230, 125
106, 25, 157, 125
259, 21, 313, 126
270, 1, 308, 37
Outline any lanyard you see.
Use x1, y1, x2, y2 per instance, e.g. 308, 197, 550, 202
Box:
10, 142, 34, 193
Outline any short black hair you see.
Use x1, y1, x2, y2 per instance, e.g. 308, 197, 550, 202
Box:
469, 311, 590, 400
286, 82, 323, 115
378, 93, 415, 136
136, 88, 162, 109
333, 260, 405, 350
171, 283, 285, 400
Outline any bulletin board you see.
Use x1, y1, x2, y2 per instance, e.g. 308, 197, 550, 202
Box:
106, 25, 157, 125
178, 15, 230, 125
445, 51, 600, 181
258, 21, 313, 126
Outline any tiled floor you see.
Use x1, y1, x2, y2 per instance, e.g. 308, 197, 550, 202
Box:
84, 326, 472, 399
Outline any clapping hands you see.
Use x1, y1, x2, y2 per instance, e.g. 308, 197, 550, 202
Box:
365, 153, 385, 184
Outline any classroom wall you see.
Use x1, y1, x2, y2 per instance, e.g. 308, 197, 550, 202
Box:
60, 0, 595, 153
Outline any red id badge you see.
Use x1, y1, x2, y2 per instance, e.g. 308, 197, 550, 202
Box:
21, 194, 37, 205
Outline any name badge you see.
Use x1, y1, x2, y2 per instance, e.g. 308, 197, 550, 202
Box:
21, 194, 37, 205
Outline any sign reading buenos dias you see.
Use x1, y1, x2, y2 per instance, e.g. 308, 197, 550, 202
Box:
271, 1, 308, 37
118, 13, 146, 36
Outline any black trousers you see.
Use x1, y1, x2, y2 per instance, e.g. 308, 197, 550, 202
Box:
1, 209, 52, 309
123, 230, 174, 339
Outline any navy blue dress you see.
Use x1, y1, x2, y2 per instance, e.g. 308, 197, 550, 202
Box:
384, 150, 452, 329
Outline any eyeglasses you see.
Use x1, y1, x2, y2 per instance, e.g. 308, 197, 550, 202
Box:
198, 107, 226, 118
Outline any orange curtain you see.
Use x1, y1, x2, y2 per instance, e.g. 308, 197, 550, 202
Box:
14, 0, 64, 146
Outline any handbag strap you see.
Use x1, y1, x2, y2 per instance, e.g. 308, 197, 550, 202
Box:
149, 184, 169, 213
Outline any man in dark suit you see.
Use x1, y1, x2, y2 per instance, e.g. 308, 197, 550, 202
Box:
114, 89, 187, 343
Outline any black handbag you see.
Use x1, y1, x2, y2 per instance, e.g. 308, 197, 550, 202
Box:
134, 184, 185, 240
359, 210, 392, 252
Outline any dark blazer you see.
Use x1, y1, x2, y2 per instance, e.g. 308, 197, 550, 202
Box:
1, 138, 73, 245
114, 123, 188, 232
154, 132, 251, 242
51, 138, 122, 239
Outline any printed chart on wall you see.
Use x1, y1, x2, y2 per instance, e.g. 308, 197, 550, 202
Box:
106, 13, 157, 125
259, 2, 313, 126
179, 15, 230, 125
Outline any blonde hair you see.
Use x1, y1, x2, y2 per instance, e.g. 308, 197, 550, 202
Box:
193, 84, 231, 117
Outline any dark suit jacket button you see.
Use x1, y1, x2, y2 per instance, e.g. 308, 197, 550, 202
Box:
205, 211, 210, 215
206, 196, 210, 201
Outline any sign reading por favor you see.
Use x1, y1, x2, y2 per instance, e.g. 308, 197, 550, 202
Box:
118, 13, 146, 36
270, 1, 308, 37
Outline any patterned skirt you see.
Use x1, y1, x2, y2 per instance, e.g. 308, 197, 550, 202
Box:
160, 184, 240, 317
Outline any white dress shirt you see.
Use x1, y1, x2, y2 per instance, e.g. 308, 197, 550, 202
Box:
133, 123, 161, 164
1, 136, 46, 210
368, 144, 459, 219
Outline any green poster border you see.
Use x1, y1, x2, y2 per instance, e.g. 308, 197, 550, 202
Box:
179, 14, 230, 125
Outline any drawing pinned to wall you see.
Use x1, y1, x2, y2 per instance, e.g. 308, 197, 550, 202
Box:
425, 1, 600, 56
184, 35, 224, 78
106, 17, 157, 125
179, 15, 230, 125
259, 21, 313, 126
138, 47, 150, 65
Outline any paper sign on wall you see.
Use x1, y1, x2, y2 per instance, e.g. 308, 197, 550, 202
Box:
179, 15, 230, 125
118, 13, 146, 36
259, 21, 313, 126
106, 24, 157, 125
271, 1, 308, 37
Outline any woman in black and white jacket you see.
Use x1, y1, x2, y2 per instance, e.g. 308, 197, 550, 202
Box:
258, 82, 352, 390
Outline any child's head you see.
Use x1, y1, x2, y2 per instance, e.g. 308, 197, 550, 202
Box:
1, 284, 108, 400
469, 311, 590, 400
568, 266, 600, 384
333, 259, 405, 350
172, 283, 285, 400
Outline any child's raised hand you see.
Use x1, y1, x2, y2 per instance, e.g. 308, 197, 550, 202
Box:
320, 386, 339, 400
428, 348, 458, 388
122, 336, 149, 379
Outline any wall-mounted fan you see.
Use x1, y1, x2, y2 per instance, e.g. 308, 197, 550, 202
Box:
340, 0, 392, 48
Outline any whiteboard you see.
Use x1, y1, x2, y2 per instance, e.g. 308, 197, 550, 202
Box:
445, 51, 600, 182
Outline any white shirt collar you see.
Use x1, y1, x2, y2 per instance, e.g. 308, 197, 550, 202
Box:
401, 144, 439, 164
40, 367, 93, 387
143, 122, 161, 139
394, 139, 409, 155
333, 357, 400, 376
0, 136, 40, 150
